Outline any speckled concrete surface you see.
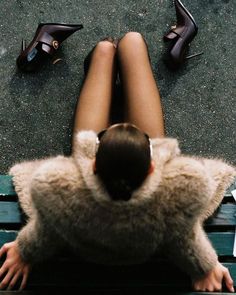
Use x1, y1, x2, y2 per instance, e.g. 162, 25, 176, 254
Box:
0, 0, 235, 173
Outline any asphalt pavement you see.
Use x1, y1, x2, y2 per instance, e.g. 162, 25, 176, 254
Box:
0, 0, 235, 173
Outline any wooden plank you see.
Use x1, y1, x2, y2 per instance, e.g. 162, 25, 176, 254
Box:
0, 175, 235, 198
0, 230, 234, 257
151, 293, 233, 295
224, 262, 236, 281
0, 175, 16, 196
27, 260, 189, 288
0, 289, 229, 295
0, 200, 236, 232
0, 200, 233, 228
205, 204, 236, 227
0, 230, 17, 247
26, 261, 236, 289
0, 231, 235, 291
0, 202, 21, 223
208, 232, 234, 256
27, 262, 233, 289
226, 180, 236, 196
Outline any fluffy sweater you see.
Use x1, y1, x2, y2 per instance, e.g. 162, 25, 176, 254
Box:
9, 131, 236, 279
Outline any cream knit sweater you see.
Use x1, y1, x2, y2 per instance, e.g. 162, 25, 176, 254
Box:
9, 131, 236, 279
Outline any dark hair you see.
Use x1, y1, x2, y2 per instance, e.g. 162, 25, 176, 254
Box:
95, 123, 151, 201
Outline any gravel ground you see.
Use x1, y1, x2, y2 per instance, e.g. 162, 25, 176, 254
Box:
0, 0, 235, 173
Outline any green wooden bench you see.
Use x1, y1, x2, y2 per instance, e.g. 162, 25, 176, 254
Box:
0, 175, 236, 294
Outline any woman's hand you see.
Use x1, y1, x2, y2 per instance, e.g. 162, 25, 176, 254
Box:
0, 241, 31, 290
192, 262, 234, 292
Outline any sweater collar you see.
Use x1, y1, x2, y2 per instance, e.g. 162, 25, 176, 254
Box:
73, 131, 180, 204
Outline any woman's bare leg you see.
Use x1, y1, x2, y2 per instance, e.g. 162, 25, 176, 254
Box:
117, 32, 165, 138
72, 40, 117, 149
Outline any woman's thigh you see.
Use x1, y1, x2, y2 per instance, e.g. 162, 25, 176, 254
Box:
117, 32, 165, 138
73, 40, 117, 137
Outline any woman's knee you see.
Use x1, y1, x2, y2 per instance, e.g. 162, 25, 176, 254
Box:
118, 32, 146, 48
93, 40, 116, 59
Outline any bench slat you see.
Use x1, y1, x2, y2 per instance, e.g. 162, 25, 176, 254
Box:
0, 175, 235, 197
25, 262, 236, 289
0, 175, 16, 196
226, 180, 236, 195
205, 204, 236, 227
0, 203, 235, 227
0, 202, 21, 223
0, 231, 234, 290
0, 230, 17, 246
208, 232, 234, 256
0, 231, 234, 257
0, 201, 235, 227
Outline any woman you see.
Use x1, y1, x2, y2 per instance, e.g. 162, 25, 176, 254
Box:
0, 33, 235, 291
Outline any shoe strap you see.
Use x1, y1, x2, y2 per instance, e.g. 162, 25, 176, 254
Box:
164, 25, 186, 40
164, 31, 178, 40
172, 25, 185, 36
36, 32, 60, 54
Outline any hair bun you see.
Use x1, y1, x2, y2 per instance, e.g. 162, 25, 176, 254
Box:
107, 178, 132, 201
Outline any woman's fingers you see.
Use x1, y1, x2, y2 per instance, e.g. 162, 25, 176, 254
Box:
0, 262, 7, 280
0, 265, 30, 290
0, 242, 31, 290
193, 264, 234, 293
223, 267, 234, 292
0, 244, 9, 258
7, 270, 21, 290
20, 269, 29, 291
0, 269, 14, 289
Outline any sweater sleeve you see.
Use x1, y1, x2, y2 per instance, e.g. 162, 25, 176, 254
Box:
16, 212, 63, 264
151, 137, 180, 165
166, 221, 218, 279
160, 157, 219, 278
161, 156, 236, 279
13, 156, 78, 264
16, 156, 82, 264
200, 158, 236, 220
9, 158, 50, 218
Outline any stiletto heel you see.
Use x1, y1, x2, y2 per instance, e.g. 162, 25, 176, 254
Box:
17, 23, 83, 72
185, 51, 203, 60
164, 0, 200, 69
21, 39, 26, 52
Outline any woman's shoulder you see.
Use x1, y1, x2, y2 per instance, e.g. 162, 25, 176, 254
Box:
31, 156, 81, 189
73, 130, 97, 159
159, 155, 212, 217
151, 136, 181, 165
162, 155, 210, 190
29, 156, 84, 210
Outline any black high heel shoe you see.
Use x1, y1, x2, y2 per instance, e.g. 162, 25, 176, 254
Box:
164, 0, 202, 69
16, 23, 83, 72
